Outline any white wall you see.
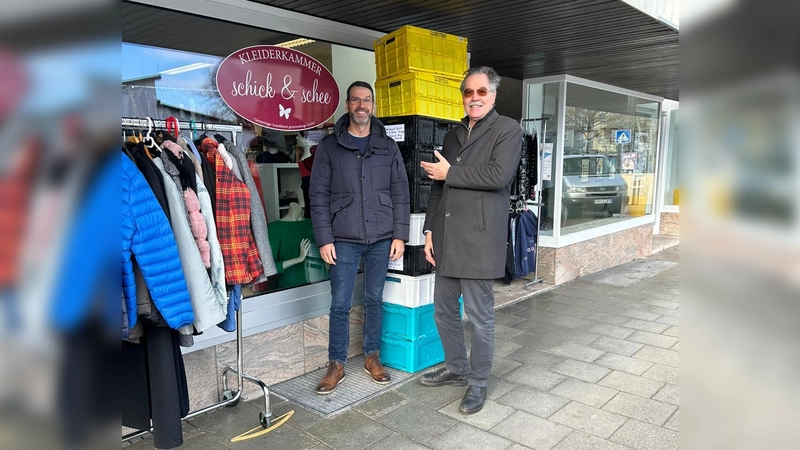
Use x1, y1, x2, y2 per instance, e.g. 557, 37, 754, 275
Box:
331, 44, 378, 121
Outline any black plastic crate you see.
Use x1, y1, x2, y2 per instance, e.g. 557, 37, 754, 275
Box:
389, 244, 433, 276
409, 179, 433, 213
400, 145, 436, 180
380, 115, 458, 147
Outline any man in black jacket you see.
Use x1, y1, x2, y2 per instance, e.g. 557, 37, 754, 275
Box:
309, 81, 410, 394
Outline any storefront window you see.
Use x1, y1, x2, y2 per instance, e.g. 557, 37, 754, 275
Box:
663, 110, 679, 206
122, 41, 337, 297
559, 82, 660, 234
525, 81, 561, 235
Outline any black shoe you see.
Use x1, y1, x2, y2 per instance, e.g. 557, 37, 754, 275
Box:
418, 367, 468, 387
459, 386, 487, 414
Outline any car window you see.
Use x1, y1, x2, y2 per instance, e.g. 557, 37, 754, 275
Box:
563, 157, 616, 176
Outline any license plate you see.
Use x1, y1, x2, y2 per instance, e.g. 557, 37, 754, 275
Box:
594, 198, 612, 204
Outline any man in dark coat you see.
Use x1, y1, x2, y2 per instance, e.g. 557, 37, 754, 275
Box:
309, 81, 410, 394
418, 67, 523, 414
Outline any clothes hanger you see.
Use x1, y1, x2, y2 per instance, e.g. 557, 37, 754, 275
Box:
189, 120, 198, 140
143, 117, 162, 158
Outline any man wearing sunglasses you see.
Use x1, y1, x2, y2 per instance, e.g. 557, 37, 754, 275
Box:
309, 81, 410, 395
418, 67, 523, 414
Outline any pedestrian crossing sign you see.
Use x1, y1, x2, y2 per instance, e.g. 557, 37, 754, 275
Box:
615, 130, 631, 144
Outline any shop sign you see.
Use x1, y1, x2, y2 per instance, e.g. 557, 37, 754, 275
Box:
216, 45, 339, 131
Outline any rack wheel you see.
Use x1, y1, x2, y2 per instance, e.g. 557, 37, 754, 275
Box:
222, 390, 240, 407
259, 411, 271, 428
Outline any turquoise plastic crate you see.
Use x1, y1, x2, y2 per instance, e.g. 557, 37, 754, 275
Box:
382, 302, 437, 341
380, 332, 444, 373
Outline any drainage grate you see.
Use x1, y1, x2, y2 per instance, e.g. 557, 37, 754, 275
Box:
270, 355, 418, 417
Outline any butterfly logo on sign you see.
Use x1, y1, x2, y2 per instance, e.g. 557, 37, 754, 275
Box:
279, 104, 292, 119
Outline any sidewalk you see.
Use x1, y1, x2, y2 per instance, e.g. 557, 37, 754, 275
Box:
126, 245, 679, 450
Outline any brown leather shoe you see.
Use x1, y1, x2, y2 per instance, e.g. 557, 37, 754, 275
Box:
364, 352, 391, 384
316, 361, 345, 395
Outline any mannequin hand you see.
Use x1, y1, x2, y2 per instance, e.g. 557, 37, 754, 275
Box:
298, 238, 311, 261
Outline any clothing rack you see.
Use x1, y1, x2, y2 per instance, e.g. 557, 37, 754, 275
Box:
122, 117, 275, 444
122, 117, 243, 145
520, 117, 550, 288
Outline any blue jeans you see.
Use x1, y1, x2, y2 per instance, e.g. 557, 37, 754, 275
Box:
328, 239, 391, 364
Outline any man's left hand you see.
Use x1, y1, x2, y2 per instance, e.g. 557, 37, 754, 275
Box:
420, 150, 450, 181
389, 239, 405, 261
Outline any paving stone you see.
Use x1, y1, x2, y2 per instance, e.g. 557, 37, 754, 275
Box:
495, 339, 526, 357
548, 294, 595, 307
602, 392, 677, 426
584, 304, 628, 316
546, 342, 606, 362
610, 418, 678, 450
495, 311, 528, 327
671, 342, 680, 351
365, 432, 430, 450
511, 332, 573, 351
618, 309, 661, 322
598, 371, 664, 398
641, 364, 679, 385
641, 298, 680, 309
506, 347, 566, 368
662, 326, 679, 337
496, 323, 527, 341
374, 400, 458, 444
395, 373, 468, 409
487, 376, 520, 400
542, 313, 596, 330
427, 422, 513, 450
664, 409, 679, 431
549, 401, 628, 439
652, 384, 679, 406
549, 378, 618, 408
551, 359, 611, 383
621, 319, 670, 334
513, 320, 576, 335
355, 390, 410, 418
649, 306, 679, 317
587, 323, 635, 340
626, 331, 679, 349
504, 364, 569, 391
546, 329, 602, 346
553, 431, 632, 450
655, 316, 679, 326
495, 385, 570, 418
632, 346, 679, 368
439, 398, 517, 431
545, 304, 593, 318
583, 312, 630, 326
593, 353, 654, 376
591, 336, 645, 357
491, 356, 524, 377
306, 409, 392, 450
490, 410, 572, 450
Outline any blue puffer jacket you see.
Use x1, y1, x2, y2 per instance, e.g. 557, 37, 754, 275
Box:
309, 114, 410, 246
122, 154, 194, 330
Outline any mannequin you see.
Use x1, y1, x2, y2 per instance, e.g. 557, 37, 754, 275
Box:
267, 202, 314, 288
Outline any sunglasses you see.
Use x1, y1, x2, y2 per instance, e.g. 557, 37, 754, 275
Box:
462, 87, 491, 97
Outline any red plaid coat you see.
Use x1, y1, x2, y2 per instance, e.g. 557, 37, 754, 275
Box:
206, 140, 263, 284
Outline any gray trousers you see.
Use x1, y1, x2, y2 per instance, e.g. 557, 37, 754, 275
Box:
433, 274, 495, 388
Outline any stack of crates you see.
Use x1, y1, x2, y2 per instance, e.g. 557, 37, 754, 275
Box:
373, 25, 468, 122
375, 25, 469, 373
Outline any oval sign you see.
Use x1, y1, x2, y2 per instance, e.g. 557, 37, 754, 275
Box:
216, 45, 339, 131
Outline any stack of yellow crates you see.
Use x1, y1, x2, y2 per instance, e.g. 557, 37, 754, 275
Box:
373, 25, 468, 122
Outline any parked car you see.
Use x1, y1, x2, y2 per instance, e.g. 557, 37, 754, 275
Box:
542, 154, 628, 226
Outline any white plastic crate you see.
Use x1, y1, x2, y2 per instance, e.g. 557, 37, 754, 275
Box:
382, 272, 435, 307
408, 213, 426, 246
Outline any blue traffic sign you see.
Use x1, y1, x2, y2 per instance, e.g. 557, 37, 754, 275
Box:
615, 129, 631, 144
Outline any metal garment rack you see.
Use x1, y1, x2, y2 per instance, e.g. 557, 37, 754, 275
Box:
520, 117, 550, 288
122, 117, 242, 145
122, 118, 275, 444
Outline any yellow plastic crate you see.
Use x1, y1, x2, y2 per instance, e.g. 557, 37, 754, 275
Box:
376, 71, 464, 122
374, 25, 468, 80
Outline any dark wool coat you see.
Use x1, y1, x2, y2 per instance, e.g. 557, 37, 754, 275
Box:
424, 109, 523, 279
309, 114, 410, 246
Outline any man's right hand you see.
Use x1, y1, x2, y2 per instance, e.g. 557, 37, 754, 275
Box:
424, 232, 435, 267
320, 242, 336, 265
